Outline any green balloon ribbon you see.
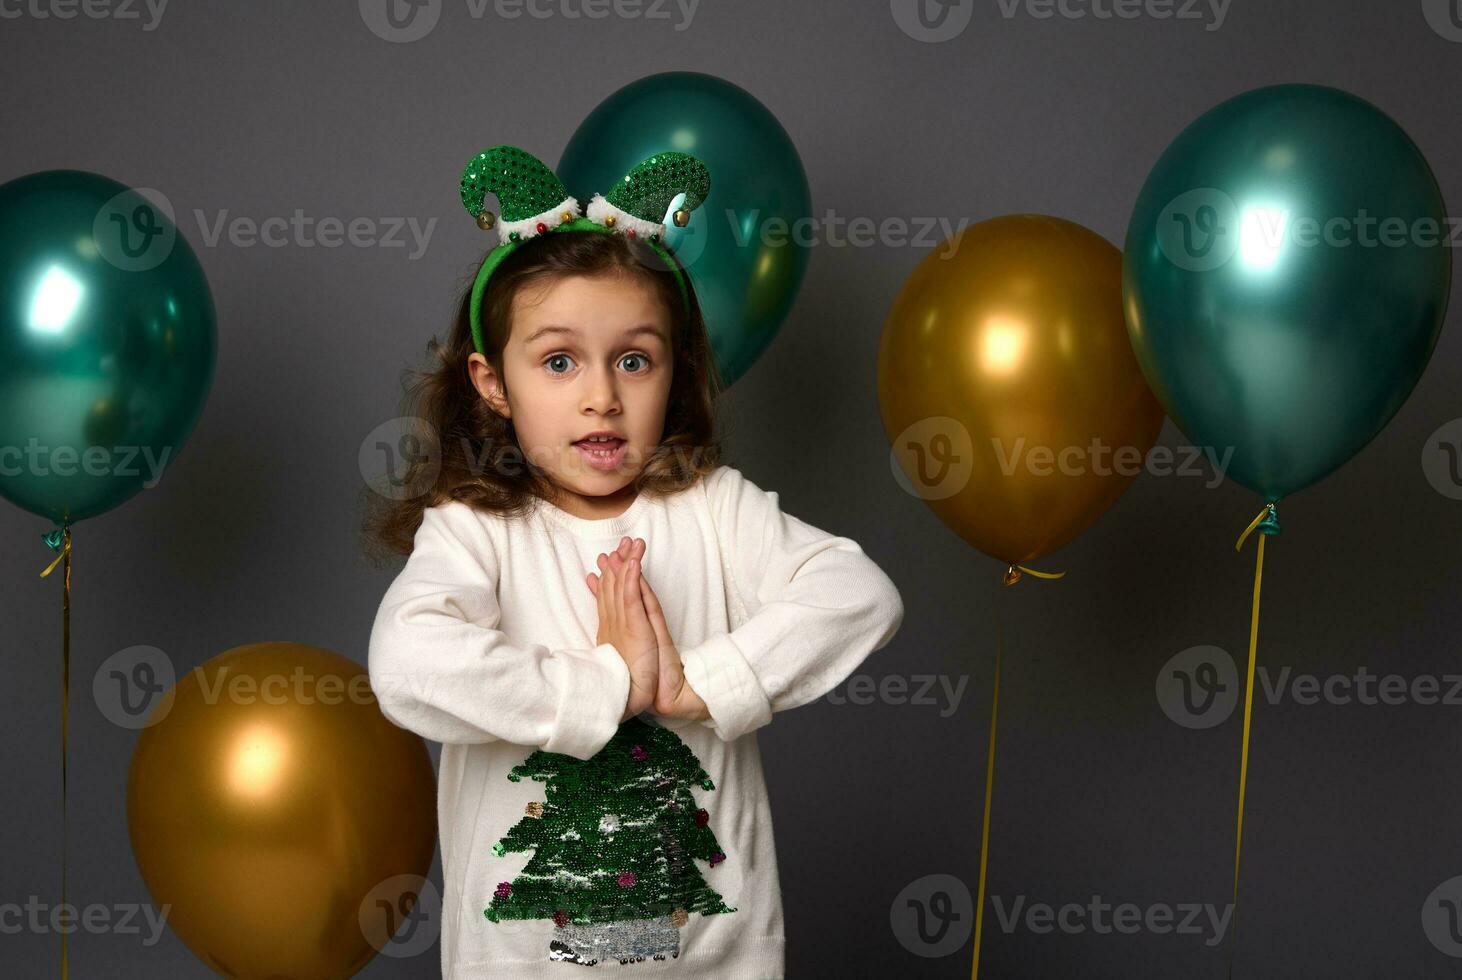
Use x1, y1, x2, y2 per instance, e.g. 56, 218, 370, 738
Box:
39, 524, 73, 978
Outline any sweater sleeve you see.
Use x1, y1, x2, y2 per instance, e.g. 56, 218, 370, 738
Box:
367, 501, 631, 760
677, 466, 905, 742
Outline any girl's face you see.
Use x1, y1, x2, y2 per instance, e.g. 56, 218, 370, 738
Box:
468, 271, 674, 516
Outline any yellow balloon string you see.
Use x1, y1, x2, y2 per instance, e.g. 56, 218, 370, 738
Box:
1002, 564, 1066, 586
971, 584, 1002, 979
1019, 566, 1065, 579
972, 565, 1062, 978
1229, 504, 1274, 978
40, 527, 72, 980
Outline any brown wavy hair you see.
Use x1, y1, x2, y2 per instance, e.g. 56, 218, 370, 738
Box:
360, 230, 725, 563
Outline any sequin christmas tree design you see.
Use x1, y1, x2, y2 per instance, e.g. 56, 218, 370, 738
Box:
485, 716, 736, 966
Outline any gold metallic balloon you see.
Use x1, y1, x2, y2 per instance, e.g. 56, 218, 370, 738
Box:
127, 642, 437, 979
879, 214, 1165, 567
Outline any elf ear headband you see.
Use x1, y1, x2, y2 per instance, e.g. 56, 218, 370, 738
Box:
458, 145, 712, 356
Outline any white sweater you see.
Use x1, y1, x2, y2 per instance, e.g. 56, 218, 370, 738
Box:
368, 464, 904, 979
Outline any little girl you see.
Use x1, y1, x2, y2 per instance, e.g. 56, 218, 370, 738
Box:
365, 146, 903, 979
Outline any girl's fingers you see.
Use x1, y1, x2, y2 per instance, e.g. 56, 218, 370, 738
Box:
623, 559, 644, 619
604, 557, 620, 628
640, 576, 679, 698
589, 544, 649, 626
639, 575, 672, 650
609, 553, 623, 621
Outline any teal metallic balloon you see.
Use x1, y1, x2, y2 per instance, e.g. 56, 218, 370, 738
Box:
1123, 84, 1450, 503
0, 170, 216, 525
560, 71, 811, 388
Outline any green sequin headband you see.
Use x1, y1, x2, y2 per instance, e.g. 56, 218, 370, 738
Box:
459, 145, 712, 356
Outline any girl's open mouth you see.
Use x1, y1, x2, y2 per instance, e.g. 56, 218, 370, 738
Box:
572, 437, 627, 471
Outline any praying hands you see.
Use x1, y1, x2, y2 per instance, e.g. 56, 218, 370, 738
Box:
585, 536, 710, 724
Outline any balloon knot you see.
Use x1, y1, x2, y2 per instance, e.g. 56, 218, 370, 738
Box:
42, 529, 65, 552
1258, 502, 1282, 536
1002, 565, 1022, 587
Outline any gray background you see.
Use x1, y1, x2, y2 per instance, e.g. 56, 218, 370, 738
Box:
3, 0, 1461, 976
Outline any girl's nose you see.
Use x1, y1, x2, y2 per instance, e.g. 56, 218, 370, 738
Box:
580, 364, 621, 414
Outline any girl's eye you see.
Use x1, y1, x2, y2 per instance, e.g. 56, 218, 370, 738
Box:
543, 353, 652, 376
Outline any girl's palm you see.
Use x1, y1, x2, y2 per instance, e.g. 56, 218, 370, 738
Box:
586, 537, 708, 723
589, 540, 658, 720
